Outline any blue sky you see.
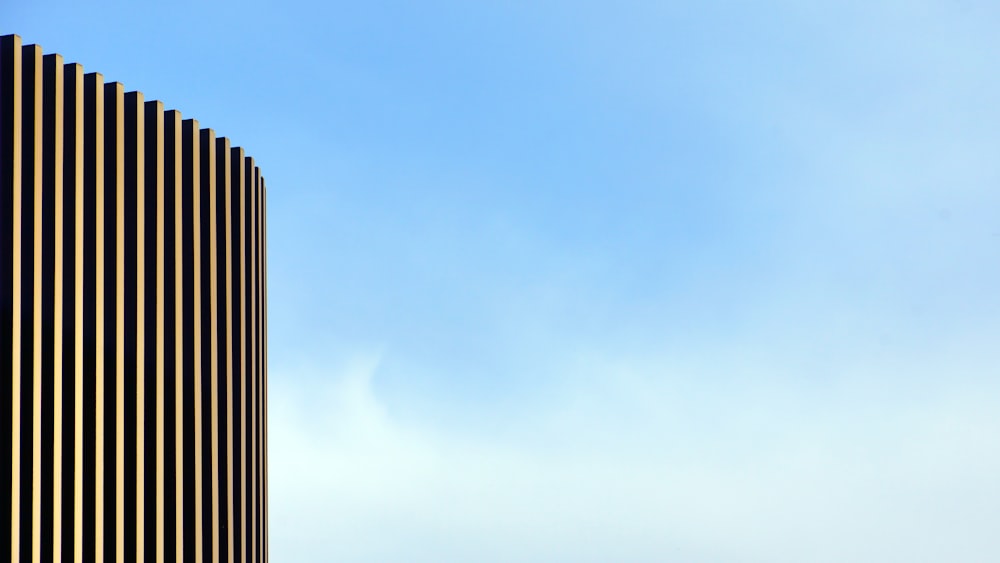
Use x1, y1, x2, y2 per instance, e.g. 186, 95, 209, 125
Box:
7, 1, 1000, 560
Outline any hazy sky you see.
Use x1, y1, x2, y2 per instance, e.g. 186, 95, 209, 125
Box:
7, 1, 1000, 561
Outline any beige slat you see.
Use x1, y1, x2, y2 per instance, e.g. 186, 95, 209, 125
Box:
44, 52, 65, 563
164, 109, 184, 563
255, 170, 264, 563
233, 146, 246, 563
248, 158, 256, 563
127, 90, 146, 563
84, 71, 107, 563
104, 80, 126, 563
23, 42, 42, 563
202, 128, 219, 563
261, 179, 267, 563
184, 118, 204, 563
65, 61, 84, 563
146, 99, 165, 563
218, 137, 234, 563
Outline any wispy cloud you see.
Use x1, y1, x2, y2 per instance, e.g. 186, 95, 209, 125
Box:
270, 314, 1000, 562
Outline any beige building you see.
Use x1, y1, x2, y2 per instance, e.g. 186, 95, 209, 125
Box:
2, 34, 268, 562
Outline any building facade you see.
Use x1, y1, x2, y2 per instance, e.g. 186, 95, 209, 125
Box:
2, 35, 268, 562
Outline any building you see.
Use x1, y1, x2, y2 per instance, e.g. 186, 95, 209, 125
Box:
2, 34, 268, 562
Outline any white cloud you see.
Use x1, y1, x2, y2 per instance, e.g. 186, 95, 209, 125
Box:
268, 326, 1000, 562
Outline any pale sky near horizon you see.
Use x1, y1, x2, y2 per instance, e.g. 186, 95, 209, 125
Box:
6, 1, 1000, 561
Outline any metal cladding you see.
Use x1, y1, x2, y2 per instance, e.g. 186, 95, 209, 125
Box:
1, 35, 268, 563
